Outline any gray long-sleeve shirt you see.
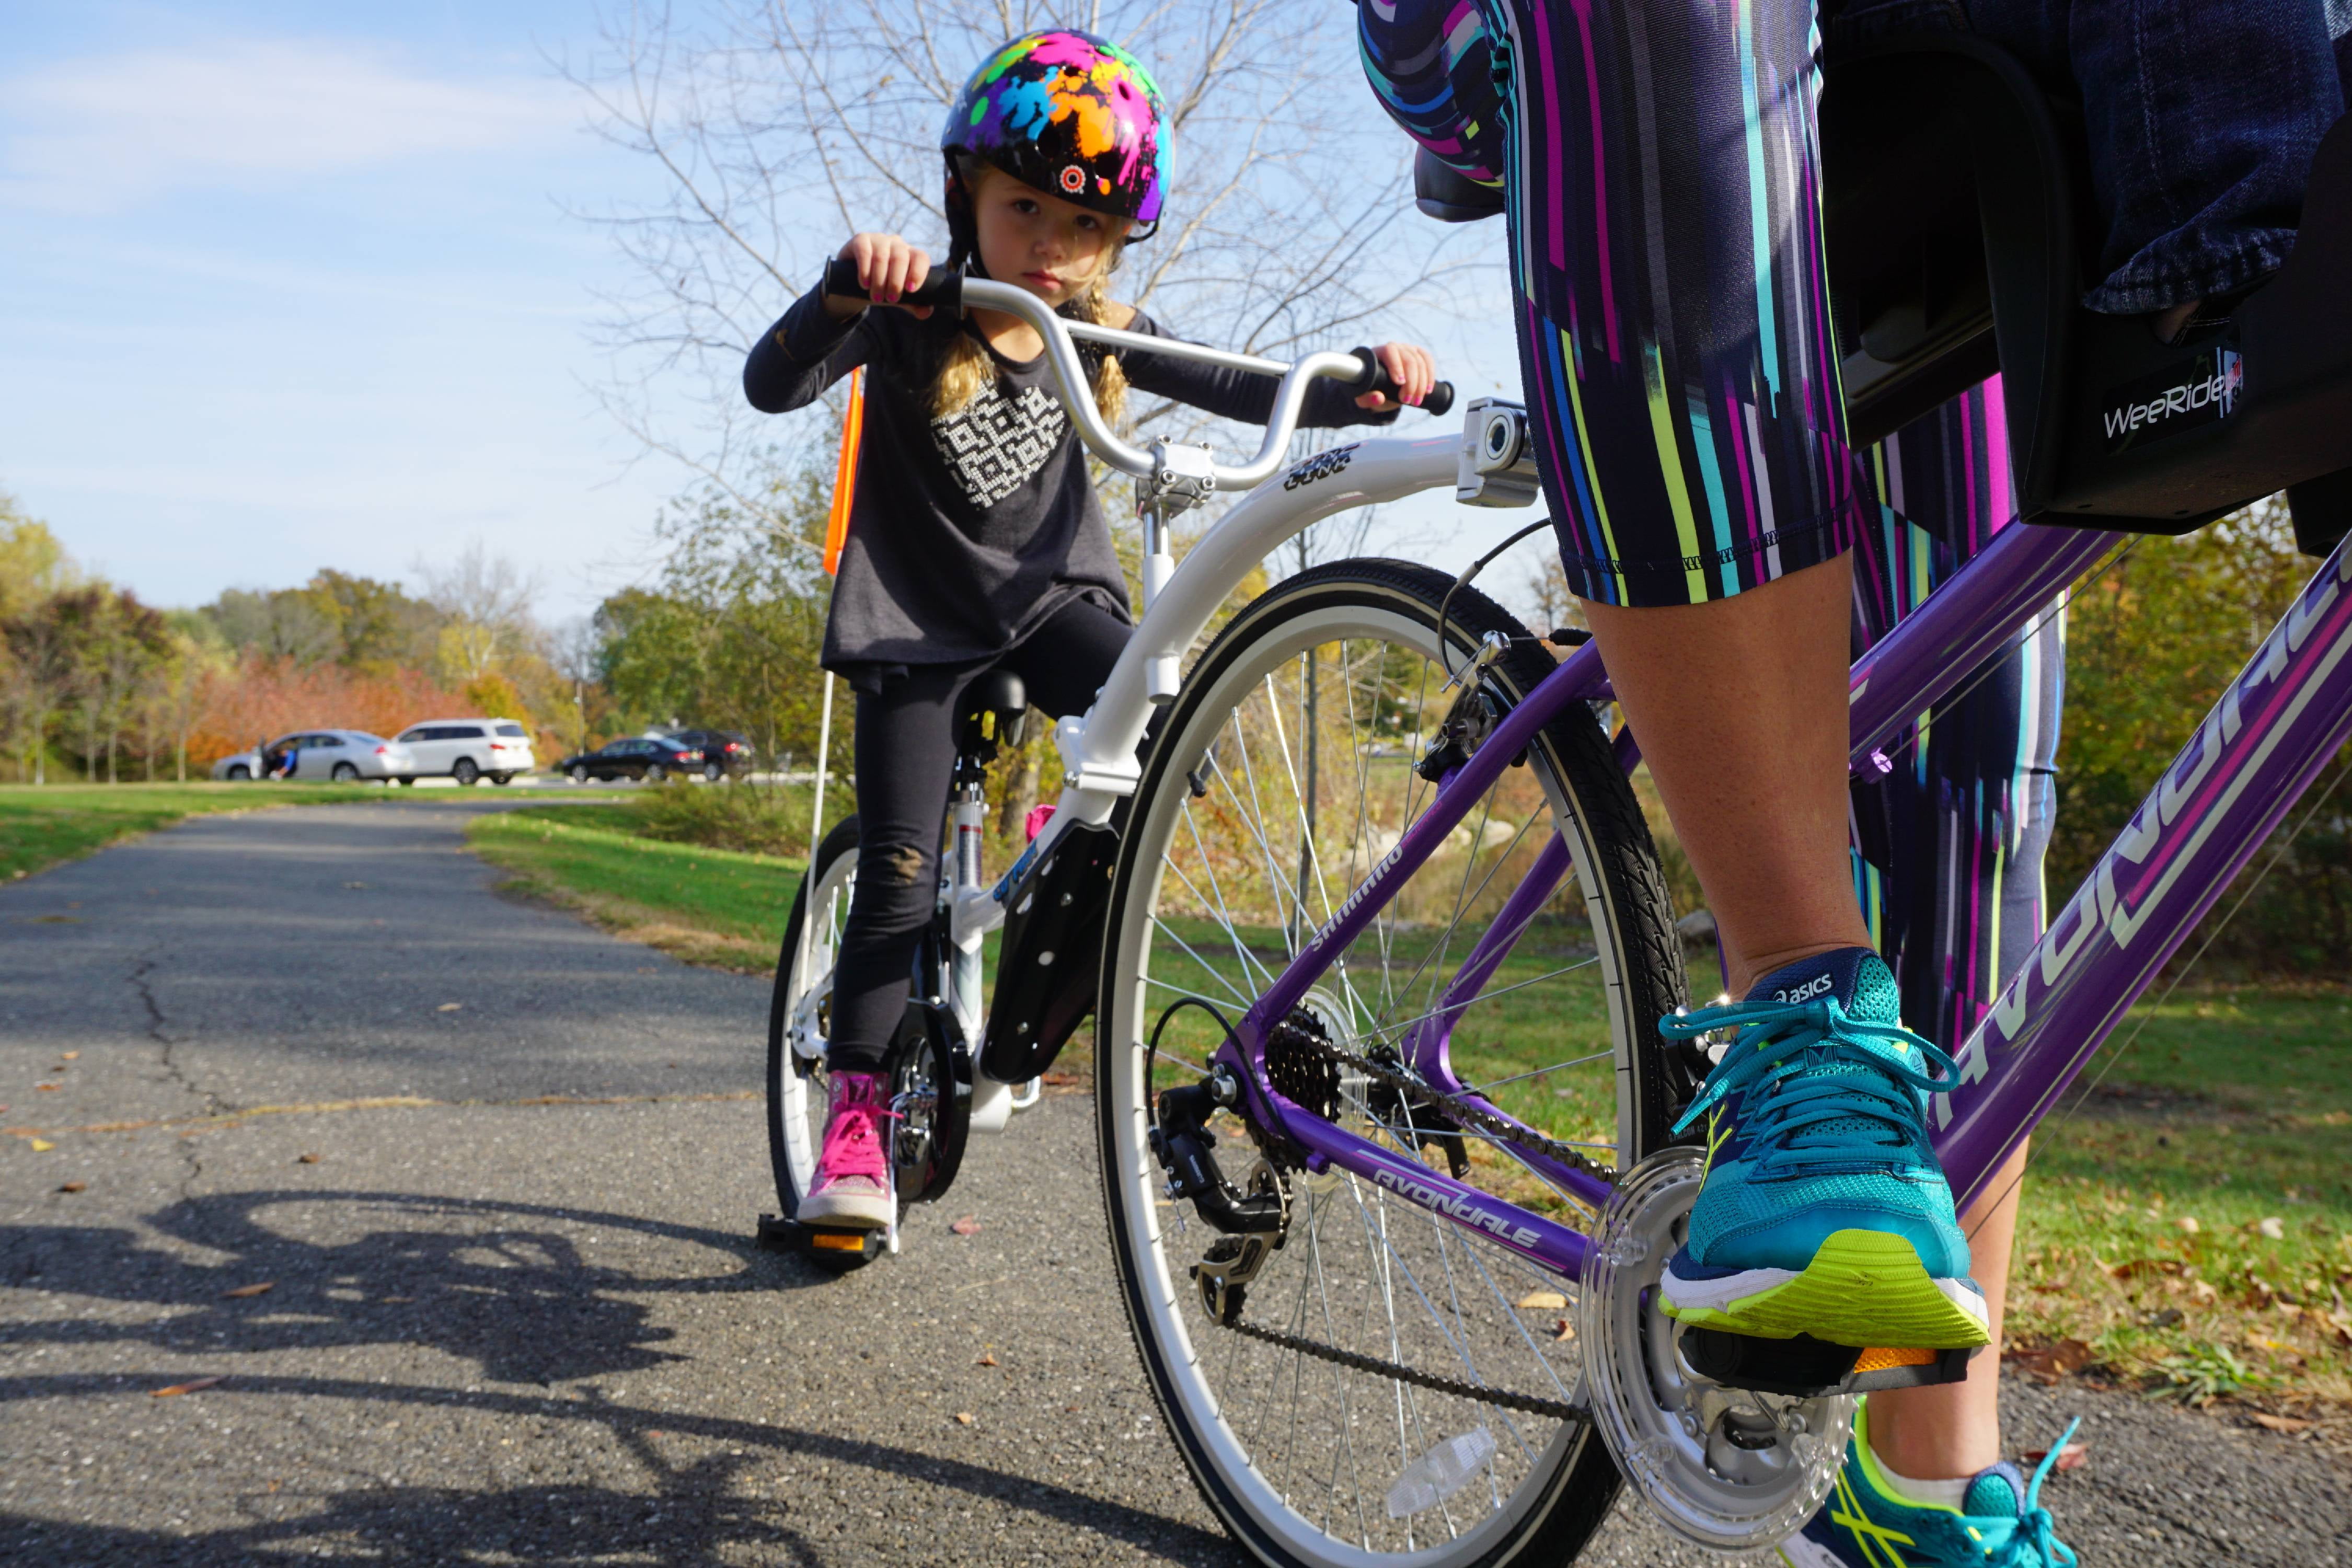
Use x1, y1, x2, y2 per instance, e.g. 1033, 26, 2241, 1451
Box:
744, 281, 1394, 686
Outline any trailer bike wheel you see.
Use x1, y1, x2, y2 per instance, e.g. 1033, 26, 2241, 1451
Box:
765, 817, 862, 1247
1097, 559, 1689, 1567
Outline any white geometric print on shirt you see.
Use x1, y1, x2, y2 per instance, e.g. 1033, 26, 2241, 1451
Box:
932, 380, 1068, 510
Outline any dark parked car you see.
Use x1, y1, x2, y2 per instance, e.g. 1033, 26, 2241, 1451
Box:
557, 735, 706, 784
665, 729, 754, 780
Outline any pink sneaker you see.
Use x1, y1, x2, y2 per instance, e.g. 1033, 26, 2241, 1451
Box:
799, 1070, 895, 1229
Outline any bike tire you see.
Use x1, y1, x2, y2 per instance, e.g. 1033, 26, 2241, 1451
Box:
766, 815, 863, 1224
1096, 558, 1687, 1567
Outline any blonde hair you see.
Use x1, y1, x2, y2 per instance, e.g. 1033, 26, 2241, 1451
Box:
930, 222, 1128, 424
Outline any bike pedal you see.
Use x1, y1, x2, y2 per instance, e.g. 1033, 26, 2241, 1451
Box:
755, 1214, 884, 1266
1680, 1326, 1976, 1398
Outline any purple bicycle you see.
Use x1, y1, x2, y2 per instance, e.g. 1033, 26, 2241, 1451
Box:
1088, 50, 2352, 1568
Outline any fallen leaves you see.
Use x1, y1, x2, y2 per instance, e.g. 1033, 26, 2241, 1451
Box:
2177, 1216, 2200, 1233
223, 1282, 275, 1299
1552, 1318, 1576, 1342
36, 1083, 61, 1092
61, 1052, 78, 1060
977, 1353, 999, 1367
295, 1152, 320, 1165
2256, 1216, 2287, 1240
2020, 1442, 2088, 1472
1515, 1290, 1567, 1311
57, 1181, 85, 1194
949, 1215, 981, 1236
28, 1138, 53, 1152
954, 1412, 974, 1426
2250, 1412, 2314, 1435
152, 1377, 222, 1398
437, 1002, 463, 1013
2008, 1338, 2095, 1385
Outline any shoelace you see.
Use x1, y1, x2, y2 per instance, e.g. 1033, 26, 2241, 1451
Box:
1992, 1417, 2083, 1568
822, 1080, 902, 1181
1661, 996, 1956, 1177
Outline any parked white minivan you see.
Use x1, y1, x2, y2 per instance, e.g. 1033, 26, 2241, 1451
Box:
391, 718, 536, 786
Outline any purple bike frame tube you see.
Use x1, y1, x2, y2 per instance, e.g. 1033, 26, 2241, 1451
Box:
1281, 1108, 1595, 1276
1394, 831, 1618, 1210
1934, 538, 2352, 1210
1207, 642, 1614, 1265
1403, 829, 1575, 1086
1236, 640, 1610, 1041
1849, 524, 2122, 770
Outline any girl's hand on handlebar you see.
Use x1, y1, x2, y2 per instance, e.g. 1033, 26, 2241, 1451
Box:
1356, 342, 1436, 410
828, 234, 933, 319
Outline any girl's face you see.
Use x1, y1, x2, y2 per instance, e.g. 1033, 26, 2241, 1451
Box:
969, 168, 1131, 305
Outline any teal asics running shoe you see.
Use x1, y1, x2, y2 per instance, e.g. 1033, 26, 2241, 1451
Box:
1780, 1399, 2080, 1567
1657, 948, 1988, 1350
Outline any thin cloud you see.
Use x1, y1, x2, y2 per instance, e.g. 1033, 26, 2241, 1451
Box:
1, 40, 572, 211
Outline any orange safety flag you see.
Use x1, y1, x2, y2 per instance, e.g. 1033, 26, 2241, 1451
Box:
823, 366, 863, 578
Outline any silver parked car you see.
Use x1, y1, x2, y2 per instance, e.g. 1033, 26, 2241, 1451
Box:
211, 730, 416, 783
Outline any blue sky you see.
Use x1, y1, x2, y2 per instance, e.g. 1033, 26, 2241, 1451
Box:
2, 2, 1532, 624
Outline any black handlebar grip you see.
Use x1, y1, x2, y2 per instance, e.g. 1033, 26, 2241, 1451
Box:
1351, 345, 1455, 418
822, 257, 965, 315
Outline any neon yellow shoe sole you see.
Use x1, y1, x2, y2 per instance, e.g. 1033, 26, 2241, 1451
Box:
1659, 1228, 1990, 1350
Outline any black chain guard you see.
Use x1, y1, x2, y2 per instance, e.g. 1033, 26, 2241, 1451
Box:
889, 999, 969, 1207
979, 820, 1119, 1083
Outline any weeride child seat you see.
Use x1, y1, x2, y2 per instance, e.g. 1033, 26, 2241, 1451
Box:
1412, 33, 2352, 553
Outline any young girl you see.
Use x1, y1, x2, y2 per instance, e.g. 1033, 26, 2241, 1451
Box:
743, 29, 1438, 1230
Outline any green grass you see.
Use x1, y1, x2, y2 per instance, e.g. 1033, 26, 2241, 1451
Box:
466, 804, 805, 972
0, 781, 373, 881
2007, 988, 2352, 1404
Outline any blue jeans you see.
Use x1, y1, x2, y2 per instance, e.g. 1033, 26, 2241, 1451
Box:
1825, 1, 2347, 313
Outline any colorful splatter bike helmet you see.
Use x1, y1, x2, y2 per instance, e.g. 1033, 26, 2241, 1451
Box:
941, 30, 1171, 247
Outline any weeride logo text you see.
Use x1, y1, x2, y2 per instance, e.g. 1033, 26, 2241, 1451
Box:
2101, 349, 2241, 454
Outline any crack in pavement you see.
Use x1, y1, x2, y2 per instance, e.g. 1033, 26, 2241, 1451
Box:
129, 950, 218, 1198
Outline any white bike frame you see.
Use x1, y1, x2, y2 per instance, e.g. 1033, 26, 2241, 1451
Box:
932, 279, 1540, 1108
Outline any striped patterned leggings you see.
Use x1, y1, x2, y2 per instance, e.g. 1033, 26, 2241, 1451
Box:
1359, 0, 2063, 1052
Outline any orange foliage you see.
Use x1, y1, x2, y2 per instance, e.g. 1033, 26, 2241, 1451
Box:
185, 656, 479, 770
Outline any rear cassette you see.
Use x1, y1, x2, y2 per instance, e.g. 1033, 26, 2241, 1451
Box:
1576, 1148, 1852, 1551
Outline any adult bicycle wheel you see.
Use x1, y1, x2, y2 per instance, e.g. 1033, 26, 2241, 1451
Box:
1097, 559, 1689, 1567
766, 815, 861, 1225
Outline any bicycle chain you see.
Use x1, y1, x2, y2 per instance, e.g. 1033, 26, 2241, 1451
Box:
1270, 1017, 1622, 1186
1220, 1311, 1585, 1423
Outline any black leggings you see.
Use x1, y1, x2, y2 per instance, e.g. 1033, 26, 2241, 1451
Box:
826, 596, 1131, 1073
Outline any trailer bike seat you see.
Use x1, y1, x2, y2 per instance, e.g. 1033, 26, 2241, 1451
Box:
953, 668, 1028, 764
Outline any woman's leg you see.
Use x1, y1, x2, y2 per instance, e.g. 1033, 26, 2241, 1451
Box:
1381, 0, 1981, 1355
1847, 379, 2065, 1477
1584, 562, 1870, 996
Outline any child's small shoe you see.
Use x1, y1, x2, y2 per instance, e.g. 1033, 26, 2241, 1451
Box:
799, 1070, 895, 1229
1781, 1400, 2079, 1567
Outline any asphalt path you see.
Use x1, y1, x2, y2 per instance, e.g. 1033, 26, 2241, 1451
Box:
2, 800, 2345, 1565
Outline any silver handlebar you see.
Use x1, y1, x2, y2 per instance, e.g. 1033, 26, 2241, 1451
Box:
951, 278, 1369, 494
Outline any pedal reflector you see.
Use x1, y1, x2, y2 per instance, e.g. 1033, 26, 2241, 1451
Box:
1851, 1345, 1936, 1374
809, 1231, 868, 1252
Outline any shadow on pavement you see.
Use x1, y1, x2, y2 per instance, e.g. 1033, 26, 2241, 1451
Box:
0, 1189, 841, 1385
0, 1189, 1239, 1563
0, 1373, 1237, 1564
